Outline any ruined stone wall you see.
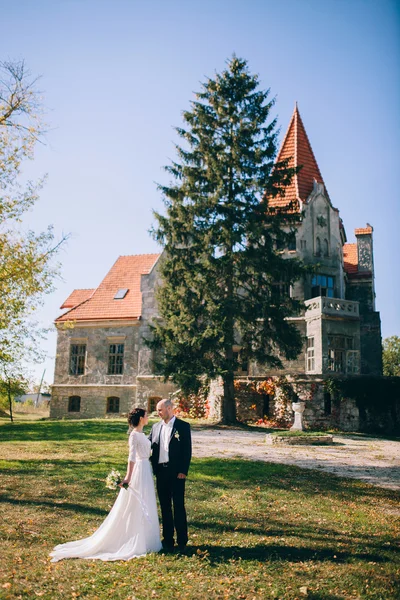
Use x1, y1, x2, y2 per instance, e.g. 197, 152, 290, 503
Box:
207, 374, 398, 433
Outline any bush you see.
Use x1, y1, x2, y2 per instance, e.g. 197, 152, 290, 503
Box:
175, 388, 210, 419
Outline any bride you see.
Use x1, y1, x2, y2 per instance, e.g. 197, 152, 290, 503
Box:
50, 408, 162, 562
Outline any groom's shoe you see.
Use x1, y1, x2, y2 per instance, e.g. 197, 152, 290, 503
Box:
162, 543, 175, 554
177, 544, 187, 554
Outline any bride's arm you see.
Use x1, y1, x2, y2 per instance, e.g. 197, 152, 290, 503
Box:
120, 460, 135, 486
120, 432, 137, 486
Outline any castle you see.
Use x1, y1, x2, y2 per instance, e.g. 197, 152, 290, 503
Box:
50, 106, 382, 428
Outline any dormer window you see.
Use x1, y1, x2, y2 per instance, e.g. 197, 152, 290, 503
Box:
114, 289, 128, 299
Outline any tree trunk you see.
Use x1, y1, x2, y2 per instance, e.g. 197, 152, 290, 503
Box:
220, 143, 238, 426
7, 379, 13, 423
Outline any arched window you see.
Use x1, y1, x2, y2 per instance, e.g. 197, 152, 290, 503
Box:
68, 396, 81, 412
316, 237, 321, 256
323, 239, 329, 257
106, 397, 120, 413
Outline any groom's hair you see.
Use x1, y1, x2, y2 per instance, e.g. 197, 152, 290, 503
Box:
160, 398, 173, 408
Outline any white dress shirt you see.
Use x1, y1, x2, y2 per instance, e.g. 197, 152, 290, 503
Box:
158, 416, 176, 463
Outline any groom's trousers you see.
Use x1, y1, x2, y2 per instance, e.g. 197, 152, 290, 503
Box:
156, 466, 188, 548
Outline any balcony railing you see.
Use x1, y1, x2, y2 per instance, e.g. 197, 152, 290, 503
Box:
304, 296, 359, 319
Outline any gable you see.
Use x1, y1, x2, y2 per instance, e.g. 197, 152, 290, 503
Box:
56, 254, 161, 323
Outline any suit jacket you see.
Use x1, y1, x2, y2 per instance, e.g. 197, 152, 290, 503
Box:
149, 417, 192, 477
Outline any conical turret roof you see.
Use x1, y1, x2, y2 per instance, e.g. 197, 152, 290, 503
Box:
269, 104, 328, 210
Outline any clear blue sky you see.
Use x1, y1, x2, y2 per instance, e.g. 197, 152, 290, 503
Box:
2, 0, 399, 385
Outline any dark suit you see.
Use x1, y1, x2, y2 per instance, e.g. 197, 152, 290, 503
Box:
149, 417, 192, 549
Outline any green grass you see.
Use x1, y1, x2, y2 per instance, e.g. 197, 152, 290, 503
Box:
0, 418, 399, 600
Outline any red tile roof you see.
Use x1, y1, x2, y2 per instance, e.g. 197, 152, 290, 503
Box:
56, 254, 160, 322
343, 243, 358, 274
60, 289, 95, 309
269, 104, 328, 210
355, 226, 373, 236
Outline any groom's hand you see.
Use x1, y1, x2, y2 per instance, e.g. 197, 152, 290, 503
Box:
177, 473, 186, 479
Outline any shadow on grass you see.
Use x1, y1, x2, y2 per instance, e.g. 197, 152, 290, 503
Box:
188, 516, 399, 556
190, 458, 400, 501
0, 419, 132, 442
186, 543, 389, 564
0, 458, 115, 478
0, 494, 108, 516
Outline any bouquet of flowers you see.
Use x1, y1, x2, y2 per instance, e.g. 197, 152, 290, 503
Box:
105, 469, 128, 490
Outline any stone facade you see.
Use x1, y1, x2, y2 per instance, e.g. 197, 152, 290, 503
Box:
51, 256, 180, 419
51, 321, 140, 418
51, 107, 383, 429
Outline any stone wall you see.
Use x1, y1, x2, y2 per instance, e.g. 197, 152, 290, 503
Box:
359, 312, 383, 375
207, 374, 399, 433
250, 320, 307, 377
285, 184, 345, 301
50, 385, 135, 419
54, 323, 140, 386
135, 376, 179, 412
137, 255, 163, 377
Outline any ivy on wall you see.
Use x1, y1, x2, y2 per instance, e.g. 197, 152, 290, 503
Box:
324, 376, 400, 434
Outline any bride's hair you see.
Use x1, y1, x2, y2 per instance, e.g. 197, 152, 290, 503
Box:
128, 407, 146, 428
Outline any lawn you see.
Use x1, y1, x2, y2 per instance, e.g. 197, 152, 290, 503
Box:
0, 417, 399, 600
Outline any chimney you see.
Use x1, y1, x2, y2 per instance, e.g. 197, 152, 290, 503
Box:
355, 224, 373, 273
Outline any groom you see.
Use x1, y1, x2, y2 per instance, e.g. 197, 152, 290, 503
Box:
149, 398, 192, 552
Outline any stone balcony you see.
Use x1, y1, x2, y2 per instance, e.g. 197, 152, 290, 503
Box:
304, 296, 360, 320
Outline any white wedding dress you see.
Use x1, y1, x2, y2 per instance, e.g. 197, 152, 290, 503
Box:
50, 431, 162, 562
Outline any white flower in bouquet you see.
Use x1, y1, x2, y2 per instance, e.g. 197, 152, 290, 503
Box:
105, 469, 128, 490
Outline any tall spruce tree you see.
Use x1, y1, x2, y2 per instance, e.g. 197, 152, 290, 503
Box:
151, 57, 308, 424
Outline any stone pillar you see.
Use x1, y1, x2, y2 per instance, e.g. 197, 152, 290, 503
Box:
291, 401, 306, 431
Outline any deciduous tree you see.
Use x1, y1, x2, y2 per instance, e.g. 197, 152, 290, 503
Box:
383, 336, 400, 377
0, 60, 66, 365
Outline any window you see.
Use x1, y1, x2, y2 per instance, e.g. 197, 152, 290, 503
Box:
106, 396, 120, 413
288, 233, 296, 251
306, 337, 315, 372
271, 282, 290, 302
316, 237, 321, 257
108, 343, 124, 374
148, 396, 162, 413
114, 288, 128, 299
323, 239, 329, 257
69, 344, 86, 375
311, 275, 334, 298
328, 336, 357, 373
68, 396, 81, 412
262, 395, 270, 418
347, 350, 360, 374
300, 240, 307, 250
